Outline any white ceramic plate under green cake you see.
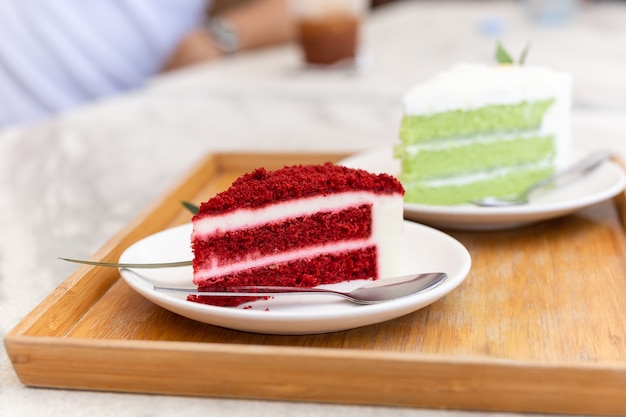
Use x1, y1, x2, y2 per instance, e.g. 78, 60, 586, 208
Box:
339, 147, 626, 230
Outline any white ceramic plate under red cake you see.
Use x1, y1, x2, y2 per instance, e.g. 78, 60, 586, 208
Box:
119, 222, 471, 335
339, 147, 626, 230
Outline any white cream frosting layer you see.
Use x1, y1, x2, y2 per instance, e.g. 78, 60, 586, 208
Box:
402, 130, 548, 154
404, 63, 572, 115
411, 159, 553, 188
192, 192, 403, 281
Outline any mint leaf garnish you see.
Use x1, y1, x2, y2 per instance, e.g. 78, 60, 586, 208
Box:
519, 42, 531, 65
495, 41, 513, 64
59, 257, 192, 268
182, 201, 199, 215
495, 41, 531, 65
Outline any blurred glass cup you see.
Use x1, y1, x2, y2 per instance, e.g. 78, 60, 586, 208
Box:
290, 0, 367, 67
522, 0, 579, 25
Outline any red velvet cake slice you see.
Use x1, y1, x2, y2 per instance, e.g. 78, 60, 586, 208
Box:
189, 163, 405, 307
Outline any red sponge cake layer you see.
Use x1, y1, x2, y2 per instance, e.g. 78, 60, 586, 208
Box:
189, 246, 376, 307
193, 204, 371, 271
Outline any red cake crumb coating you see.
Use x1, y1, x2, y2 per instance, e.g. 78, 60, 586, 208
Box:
189, 163, 405, 308
193, 163, 404, 219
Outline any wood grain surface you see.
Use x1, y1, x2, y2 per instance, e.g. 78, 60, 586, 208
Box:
5, 152, 626, 416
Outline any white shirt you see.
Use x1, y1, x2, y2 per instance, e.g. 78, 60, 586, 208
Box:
0, 0, 208, 128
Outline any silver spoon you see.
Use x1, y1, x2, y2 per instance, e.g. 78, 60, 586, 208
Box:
471, 149, 613, 207
152, 272, 448, 305
59, 258, 447, 304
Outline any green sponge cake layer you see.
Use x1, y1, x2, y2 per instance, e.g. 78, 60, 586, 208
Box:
395, 133, 555, 180
399, 99, 554, 144
402, 163, 554, 206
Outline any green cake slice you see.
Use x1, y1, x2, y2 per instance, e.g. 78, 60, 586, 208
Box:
395, 63, 572, 206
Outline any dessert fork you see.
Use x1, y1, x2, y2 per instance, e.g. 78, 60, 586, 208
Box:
471, 149, 613, 207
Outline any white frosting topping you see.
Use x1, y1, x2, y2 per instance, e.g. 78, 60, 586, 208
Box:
192, 192, 403, 282
403, 63, 572, 167
403, 63, 572, 115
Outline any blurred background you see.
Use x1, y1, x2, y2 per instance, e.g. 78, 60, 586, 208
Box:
3, 0, 623, 131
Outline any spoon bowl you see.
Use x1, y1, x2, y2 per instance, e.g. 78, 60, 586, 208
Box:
153, 272, 448, 305
471, 149, 613, 207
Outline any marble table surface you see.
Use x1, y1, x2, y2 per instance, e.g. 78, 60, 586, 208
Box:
2, 1, 626, 416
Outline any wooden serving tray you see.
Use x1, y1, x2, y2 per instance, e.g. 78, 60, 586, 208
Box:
6, 152, 626, 416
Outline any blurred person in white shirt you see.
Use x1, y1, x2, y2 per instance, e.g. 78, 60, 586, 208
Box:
0, 0, 293, 129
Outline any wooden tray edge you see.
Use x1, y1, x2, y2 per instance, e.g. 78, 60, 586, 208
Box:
610, 156, 626, 233
7, 336, 626, 416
